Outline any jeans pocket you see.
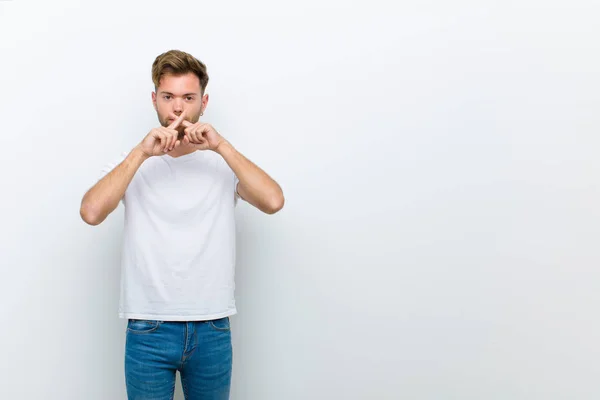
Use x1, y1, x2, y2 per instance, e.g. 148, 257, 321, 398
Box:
127, 319, 162, 334
208, 317, 230, 332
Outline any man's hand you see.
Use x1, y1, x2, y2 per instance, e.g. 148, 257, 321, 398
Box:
168, 112, 227, 152
138, 111, 187, 157
164, 113, 283, 214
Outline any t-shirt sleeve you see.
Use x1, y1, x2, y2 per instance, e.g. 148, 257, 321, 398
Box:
97, 152, 128, 180
234, 173, 241, 205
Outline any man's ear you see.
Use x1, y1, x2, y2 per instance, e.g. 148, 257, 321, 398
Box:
202, 93, 209, 114
152, 92, 157, 111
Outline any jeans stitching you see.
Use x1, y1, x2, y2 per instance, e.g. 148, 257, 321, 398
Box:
208, 317, 230, 332
170, 376, 176, 400
126, 320, 162, 334
181, 371, 188, 398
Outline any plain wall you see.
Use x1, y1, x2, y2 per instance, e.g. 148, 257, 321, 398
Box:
1, 1, 599, 399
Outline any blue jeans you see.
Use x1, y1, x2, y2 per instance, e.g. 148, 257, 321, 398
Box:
124, 317, 232, 399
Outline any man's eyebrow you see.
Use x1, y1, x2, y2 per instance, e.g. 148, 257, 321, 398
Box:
159, 91, 198, 96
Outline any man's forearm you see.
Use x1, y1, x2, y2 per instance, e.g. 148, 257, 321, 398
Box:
80, 146, 148, 225
216, 141, 284, 214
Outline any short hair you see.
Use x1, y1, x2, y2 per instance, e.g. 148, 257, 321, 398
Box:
151, 49, 209, 93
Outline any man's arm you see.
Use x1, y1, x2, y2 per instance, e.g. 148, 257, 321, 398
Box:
172, 114, 285, 215
80, 146, 148, 226
80, 112, 187, 225
217, 141, 284, 214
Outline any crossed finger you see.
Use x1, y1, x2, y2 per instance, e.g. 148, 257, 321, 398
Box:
168, 110, 187, 130
168, 112, 206, 145
168, 111, 193, 129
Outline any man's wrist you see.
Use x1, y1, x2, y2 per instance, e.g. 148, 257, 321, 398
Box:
215, 140, 233, 156
131, 145, 150, 163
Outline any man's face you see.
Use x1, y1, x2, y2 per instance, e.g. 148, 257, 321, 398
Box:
152, 72, 208, 138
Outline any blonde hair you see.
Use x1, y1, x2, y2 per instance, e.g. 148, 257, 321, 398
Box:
151, 49, 209, 93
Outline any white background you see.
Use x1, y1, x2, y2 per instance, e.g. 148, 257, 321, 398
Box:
0, 1, 598, 399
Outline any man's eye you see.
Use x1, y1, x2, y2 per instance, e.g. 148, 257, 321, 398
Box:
186, 97, 194, 101
164, 96, 171, 100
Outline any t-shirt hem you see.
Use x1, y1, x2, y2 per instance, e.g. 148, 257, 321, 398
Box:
118, 308, 237, 322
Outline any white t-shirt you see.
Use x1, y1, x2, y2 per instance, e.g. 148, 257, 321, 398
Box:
98, 149, 241, 321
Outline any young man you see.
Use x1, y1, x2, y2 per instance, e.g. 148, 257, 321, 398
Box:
80, 49, 284, 399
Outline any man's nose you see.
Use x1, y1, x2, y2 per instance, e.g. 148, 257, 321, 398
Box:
173, 98, 184, 113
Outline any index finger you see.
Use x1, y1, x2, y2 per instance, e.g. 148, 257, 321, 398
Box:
168, 110, 187, 129
168, 111, 192, 128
